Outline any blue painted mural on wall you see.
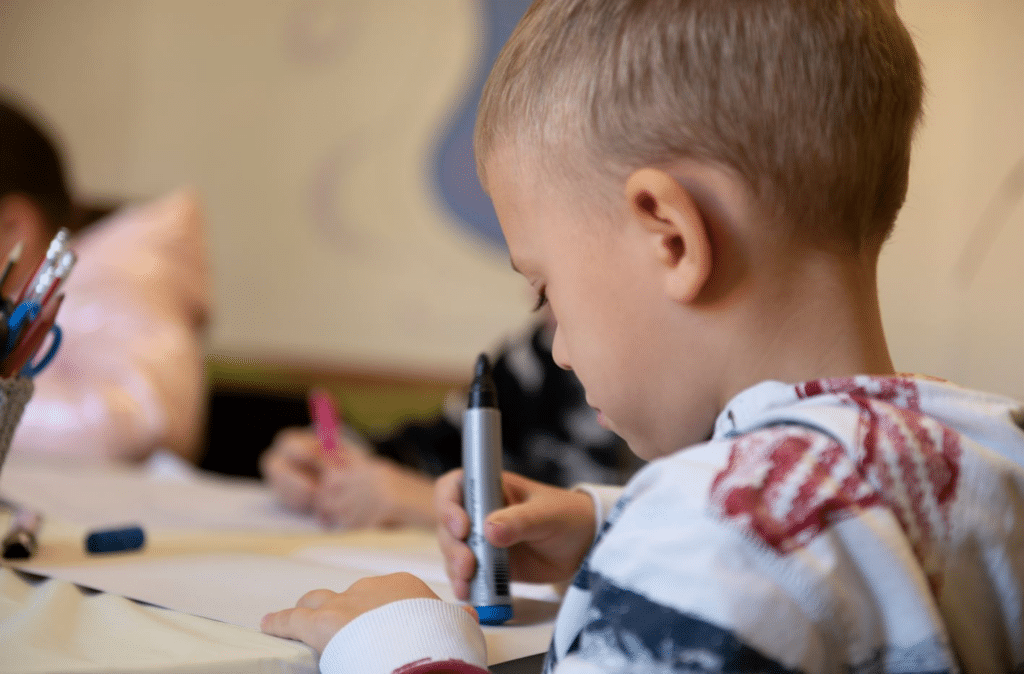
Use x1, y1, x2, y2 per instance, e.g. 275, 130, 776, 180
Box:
432, 0, 533, 250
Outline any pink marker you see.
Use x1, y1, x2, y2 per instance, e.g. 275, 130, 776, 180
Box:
308, 388, 344, 464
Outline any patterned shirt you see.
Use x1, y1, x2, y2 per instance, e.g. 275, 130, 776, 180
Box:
321, 375, 1024, 673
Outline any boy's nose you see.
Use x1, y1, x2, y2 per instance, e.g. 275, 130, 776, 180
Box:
551, 325, 572, 371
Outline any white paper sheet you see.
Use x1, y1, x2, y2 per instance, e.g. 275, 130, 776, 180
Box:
4, 453, 559, 665
294, 543, 563, 602
25, 551, 557, 665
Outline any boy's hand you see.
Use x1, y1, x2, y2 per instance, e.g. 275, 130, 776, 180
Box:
436, 469, 596, 600
260, 427, 325, 513
261, 572, 472, 653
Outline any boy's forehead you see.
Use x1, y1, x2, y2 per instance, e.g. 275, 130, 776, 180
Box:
506, 240, 536, 281
483, 150, 550, 227
486, 150, 594, 219
482, 146, 535, 193
482, 152, 531, 261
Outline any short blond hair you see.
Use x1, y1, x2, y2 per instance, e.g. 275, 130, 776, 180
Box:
475, 0, 924, 252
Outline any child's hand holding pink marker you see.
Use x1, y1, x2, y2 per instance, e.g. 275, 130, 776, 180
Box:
308, 388, 346, 466
261, 388, 436, 529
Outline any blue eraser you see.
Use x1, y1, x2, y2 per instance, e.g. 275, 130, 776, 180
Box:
475, 604, 514, 626
85, 525, 145, 554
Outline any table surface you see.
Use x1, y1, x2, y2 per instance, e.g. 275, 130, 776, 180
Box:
0, 452, 555, 674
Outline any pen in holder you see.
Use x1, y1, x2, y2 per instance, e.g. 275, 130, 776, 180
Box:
0, 229, 72, 480
0, 376, 33, 480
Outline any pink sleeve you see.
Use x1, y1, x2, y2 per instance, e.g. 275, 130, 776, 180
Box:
394, 658, 489, 673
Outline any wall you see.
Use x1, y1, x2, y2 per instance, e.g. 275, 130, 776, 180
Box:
880, 0, 1024, 399
1, 0, 1022, 397
0, 0, 532, 378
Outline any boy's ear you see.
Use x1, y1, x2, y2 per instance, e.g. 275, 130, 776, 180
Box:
625, 168, 712, 304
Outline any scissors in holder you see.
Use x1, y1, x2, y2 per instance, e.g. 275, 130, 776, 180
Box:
0, 295, 63, 378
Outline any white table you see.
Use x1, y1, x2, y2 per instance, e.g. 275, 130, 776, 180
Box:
0, 453, 554, 673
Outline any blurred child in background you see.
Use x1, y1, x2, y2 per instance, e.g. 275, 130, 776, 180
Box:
0, 93, 210, 463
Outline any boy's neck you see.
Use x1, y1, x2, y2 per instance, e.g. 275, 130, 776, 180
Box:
720, 247, 895, 408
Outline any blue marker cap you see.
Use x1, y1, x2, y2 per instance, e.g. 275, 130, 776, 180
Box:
85, 525, 145, 554
475, 604, 514, 626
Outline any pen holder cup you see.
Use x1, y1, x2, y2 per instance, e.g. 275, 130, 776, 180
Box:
0, 376, 33, 480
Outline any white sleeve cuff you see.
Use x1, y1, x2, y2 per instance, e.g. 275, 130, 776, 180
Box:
572, 484, 624, 542
319, 598, 487, 674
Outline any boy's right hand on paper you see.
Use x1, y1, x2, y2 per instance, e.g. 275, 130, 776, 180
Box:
435, 469, 596, 601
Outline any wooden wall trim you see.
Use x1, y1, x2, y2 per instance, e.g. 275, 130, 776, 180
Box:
206, 353, 469, 392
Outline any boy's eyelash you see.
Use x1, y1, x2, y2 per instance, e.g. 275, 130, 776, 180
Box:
532, 288, 548, 312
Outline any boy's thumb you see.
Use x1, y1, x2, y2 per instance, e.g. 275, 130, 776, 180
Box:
484, 502, 546, 548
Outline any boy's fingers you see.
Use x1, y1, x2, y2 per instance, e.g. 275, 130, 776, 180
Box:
433, 469, 464, 513
443, 540, 476, 580
260, 606, 310, 641
484, 517, 517, 548
441, 542, 486, 600
296, 588, 336, 609
452, 581, 470, 604
261, 606, 341, 654
496, 470, 534, 502
438, 519, 473, 565
442, 505, 470, 539
435, 469, 470, 540
487, 487, 595, 548
485, 501, 557, 548
437, 517, 475, 602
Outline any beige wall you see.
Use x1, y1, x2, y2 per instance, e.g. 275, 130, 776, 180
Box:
0, 0, 531, 376
1, 0, 1022, 397
881, 0, 1024, 399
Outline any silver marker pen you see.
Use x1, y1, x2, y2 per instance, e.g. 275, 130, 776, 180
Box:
463, 353, 513, 625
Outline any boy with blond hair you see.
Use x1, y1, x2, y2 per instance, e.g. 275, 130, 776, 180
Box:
262, 1, 1024, 671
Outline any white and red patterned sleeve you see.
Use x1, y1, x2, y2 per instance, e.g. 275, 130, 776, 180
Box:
319, 598, 489, 674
